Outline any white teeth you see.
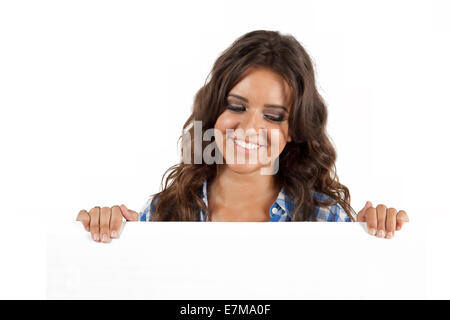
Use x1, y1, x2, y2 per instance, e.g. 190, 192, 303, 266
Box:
234, 139, 260, 150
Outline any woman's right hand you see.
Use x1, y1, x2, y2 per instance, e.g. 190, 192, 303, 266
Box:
76, 204, 139, 242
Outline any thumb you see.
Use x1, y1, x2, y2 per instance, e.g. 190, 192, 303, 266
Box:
356, 201, 372, 222
119, 204, 139, 221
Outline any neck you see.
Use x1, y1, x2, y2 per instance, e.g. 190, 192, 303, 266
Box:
209, 165, 281, 209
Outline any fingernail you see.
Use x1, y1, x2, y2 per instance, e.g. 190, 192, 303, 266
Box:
377, 230, 385, 238
386, 232, 393, 239
102, 234, 108, 242
93, 233, 99, 241
369, 228, 376, 236
111, 231, 117, 238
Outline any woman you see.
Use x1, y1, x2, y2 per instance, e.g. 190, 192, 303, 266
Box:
77, 30, 409, 242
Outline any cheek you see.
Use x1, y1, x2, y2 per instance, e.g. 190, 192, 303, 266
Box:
214, 111, 238, 132
268, 124, 289, 153
214, 112, 237, 151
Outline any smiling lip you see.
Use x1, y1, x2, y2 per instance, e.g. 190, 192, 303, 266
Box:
231, 137, 266, 152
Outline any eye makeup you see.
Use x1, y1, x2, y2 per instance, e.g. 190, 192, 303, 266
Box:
225, 100, 287, 123
263, 113, 285, 122
226, 104, 246, 113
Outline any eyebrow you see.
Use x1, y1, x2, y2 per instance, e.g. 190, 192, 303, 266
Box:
227, 93, 289, 113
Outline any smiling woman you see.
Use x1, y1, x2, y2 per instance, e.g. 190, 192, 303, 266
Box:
77, 30, 409, 240
140, 30, 356, 223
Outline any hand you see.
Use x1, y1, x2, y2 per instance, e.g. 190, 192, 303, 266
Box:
356, 201, 409, 239
76, 204, 139, 242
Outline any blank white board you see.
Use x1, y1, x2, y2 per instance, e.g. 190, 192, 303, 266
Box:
47, 219, 445, 299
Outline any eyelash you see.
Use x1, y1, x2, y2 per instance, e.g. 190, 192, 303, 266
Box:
226, 104, 286, 122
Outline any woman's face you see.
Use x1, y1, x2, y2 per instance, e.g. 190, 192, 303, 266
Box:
214, 66, 292, 175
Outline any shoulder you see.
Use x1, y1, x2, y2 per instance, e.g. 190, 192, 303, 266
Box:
312, 191, 351, 222
138, 194, 159, 222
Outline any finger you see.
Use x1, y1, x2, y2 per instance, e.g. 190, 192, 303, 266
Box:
89, 207, 100, 241
76, 209, 90, 231
365, 206, 377, 236
356, 201, 372, 222
120, 204, 139, 221
396, 210, 409, 230
376, 204, 387, 238
385, 207, 397, 239
110, 206, 124, 238
100, 207, 112, 243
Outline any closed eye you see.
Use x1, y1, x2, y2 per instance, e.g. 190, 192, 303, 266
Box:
226, 104, 246, 113
226, 104, 286, 122
264, 114, 285, 122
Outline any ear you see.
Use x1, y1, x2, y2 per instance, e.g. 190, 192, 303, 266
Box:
287, 134, 292, 143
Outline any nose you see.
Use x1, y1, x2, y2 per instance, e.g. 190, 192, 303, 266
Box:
237, 108, 268, 143
238, 108, 266, 134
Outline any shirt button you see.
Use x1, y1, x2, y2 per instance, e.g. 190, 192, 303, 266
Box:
271, 207, 278, 214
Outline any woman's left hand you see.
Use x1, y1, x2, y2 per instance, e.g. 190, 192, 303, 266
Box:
356, 202, 409, 239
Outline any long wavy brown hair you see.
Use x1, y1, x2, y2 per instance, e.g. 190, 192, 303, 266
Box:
149, 30, 357, 221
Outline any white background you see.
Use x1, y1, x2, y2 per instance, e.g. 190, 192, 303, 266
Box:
0, 0, 449, 299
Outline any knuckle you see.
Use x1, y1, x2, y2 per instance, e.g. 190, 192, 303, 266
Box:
366, 220, 377, 228
111, 206, 121, 214
89, 207, 100, 215
398, 212, 409, 222
387, 207, 397, 215
376, 204, 387, 211
90, 220, 99, 228
100, 223, 110, 230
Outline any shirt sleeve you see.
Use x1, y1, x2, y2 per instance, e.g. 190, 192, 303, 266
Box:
332, 203, 352, 222
138, 195, 157, 222
315, 202, 351, 222
312, 191, 352, 222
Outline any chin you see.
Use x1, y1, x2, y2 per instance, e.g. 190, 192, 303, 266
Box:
224, 162, 267, 175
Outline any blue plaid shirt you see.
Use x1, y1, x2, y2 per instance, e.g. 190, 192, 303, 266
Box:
138, 179, 351, 222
